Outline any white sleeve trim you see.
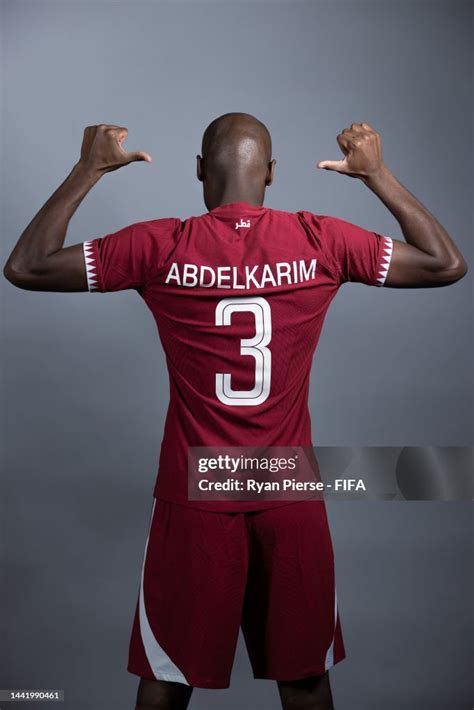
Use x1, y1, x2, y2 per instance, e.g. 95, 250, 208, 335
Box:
83, 241, 99, 292
376, 236, 393, 286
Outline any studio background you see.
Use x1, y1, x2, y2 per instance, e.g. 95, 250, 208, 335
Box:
1, 1, 471, 709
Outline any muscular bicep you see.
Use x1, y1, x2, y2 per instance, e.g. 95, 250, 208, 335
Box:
384, 239, 464, 288
5, 243, 88, 292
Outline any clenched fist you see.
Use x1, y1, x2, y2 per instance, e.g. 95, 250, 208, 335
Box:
78, 124, 152, 174
317, 123, 383, 179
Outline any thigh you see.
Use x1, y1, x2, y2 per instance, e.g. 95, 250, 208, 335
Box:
128, 498, 249, 689
136, 677, 193, 710
277, 672, 334, 710
241, 500, 346, 681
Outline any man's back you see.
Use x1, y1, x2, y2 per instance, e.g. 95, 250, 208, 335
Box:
83, 200, 393, 510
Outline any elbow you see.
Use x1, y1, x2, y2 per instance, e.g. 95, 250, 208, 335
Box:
437, 256, 469, 286
446, 257, 469, 283
3, 261, 16, 284
3, 261, 28, 288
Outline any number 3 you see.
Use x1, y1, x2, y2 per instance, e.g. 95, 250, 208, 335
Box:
215, 296, 272, 406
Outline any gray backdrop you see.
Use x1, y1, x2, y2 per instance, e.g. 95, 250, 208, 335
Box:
1, 1, 472, 709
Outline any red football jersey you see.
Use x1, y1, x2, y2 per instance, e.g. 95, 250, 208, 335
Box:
82, 202, 393, 511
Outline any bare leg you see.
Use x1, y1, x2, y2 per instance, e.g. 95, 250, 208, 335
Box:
134, 678, 193, 710
277, 672, 335, 710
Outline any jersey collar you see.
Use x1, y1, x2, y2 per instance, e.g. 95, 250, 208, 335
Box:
208, 201, 267, 216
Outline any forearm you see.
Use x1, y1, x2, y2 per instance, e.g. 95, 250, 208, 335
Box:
362, 165, 466, 270
4, 162, 102, 274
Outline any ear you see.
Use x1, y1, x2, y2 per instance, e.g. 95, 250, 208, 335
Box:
265, 159, 276, 186
196, 155, 204, 182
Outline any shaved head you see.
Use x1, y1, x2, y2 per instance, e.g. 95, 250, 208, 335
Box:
202, 112, 272, 176
197, 112, 275, 209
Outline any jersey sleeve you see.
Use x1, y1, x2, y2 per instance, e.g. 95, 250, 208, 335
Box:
81, 218, 181, 292
298, 211, 394, 287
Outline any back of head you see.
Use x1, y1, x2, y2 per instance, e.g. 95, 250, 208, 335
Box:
202, 112, 272, 177
198, 112, 275, 208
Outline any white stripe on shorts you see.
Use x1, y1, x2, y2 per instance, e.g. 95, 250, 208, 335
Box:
324, 587, 338, 671
138, 499, 190, 684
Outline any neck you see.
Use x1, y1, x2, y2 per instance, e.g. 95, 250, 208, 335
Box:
204, 178, 265, 210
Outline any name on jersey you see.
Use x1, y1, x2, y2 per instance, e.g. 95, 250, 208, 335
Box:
164, 259, 317, 289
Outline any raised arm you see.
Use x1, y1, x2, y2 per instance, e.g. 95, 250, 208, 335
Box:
3, 124, 152, 292
317, 123, 468, 287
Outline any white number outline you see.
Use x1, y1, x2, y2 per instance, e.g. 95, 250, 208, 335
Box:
215, 296, 272, 406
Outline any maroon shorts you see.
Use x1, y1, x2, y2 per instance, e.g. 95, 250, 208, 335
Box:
127, 498, 346, 689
